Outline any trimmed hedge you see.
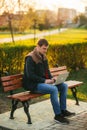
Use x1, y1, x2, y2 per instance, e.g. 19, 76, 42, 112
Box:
0, 42, 87, 74
48, 43, 87, 69
0, 43, 35, 74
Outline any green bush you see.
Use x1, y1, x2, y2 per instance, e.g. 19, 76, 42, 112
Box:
80, 24, 87, 29
0, 26, 9, 31
0, 42, 87, 74
0, 43, 35, 74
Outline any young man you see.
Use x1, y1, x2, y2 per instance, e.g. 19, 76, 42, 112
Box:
23, 38, 75, 124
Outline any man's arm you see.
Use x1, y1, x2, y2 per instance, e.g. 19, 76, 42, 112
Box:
25, 56, 45, 83
46, 60, 53, 79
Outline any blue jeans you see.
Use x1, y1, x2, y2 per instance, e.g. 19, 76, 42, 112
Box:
36, 83, 68, 115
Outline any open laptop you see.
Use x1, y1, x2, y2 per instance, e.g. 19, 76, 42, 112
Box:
53, 72, 69, 85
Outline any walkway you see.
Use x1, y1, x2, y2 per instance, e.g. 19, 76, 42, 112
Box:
0, 28, 67, 43
0, 99, 87, 130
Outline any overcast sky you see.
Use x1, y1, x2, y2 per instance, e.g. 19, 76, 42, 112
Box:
0, 0, 87, 14
31, 0, 87, 13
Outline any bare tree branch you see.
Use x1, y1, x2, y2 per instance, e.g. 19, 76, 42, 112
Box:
0, 0, 5, 8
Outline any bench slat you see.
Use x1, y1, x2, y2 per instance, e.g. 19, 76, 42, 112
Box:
65, 80, 83, 88
8, 93, 44, 101
1, 74, 23, 81
51, 70, 68, 77
1, 74, 22, 92
50, 66, 67, 72
3, 83, 22, 92
2, 79, 22, 87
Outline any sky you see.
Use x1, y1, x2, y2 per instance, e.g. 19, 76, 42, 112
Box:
27, 0, 87, 13
0, 0, 87, 14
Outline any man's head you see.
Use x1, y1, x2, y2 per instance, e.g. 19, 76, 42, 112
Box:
37, 39, 49, 55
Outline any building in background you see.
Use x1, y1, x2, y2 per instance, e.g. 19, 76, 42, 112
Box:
85, 7, 87, 17
57, 8, 77, 26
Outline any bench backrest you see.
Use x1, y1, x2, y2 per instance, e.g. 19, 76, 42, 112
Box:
1, 66, 68, 93
50, 66, 67, 77
1, 74, 23, 92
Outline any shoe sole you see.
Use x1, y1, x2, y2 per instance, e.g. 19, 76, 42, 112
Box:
54, 119, 69, 125
64, 114, 76, 118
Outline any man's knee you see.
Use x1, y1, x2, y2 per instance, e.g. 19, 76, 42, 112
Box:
63, 83, 68, 92
60, 83, 68, 91
51, 86, 58, 93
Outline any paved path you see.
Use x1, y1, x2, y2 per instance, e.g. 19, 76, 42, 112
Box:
0, 99, 87, 130
0, 28, 67, 43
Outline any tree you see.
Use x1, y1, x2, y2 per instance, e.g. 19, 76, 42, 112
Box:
27, 8, 38, 29
0, 0, 36, 38
36, 10, 57, 30
0, 0, 17, 42
79, 14, 87, 25
0, 0, 5, 9
73, 14, 87, 27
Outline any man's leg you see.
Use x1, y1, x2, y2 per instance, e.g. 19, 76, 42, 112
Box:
56, 83, 68, 110
57, 83, 75, 117
36, 83, 69, 124
37, 83, 61, 115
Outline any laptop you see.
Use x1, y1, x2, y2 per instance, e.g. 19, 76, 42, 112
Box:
53, 72, 69, 85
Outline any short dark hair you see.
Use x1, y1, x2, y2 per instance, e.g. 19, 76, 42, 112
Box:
37, 39, 49, 47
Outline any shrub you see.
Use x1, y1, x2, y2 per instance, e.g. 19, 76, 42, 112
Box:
0, 42, 87, 74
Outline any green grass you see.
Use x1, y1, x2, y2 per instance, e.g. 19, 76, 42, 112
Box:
1, 28, 87, 45
67, 69, 87, 101
0, 29, 49, 39
0, 33, 23, 38
45, 29, 87, 44
12, 28, 87, 46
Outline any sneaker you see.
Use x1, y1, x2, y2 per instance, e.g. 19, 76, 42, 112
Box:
62, 110, 75, 117
54, 114, 69, 124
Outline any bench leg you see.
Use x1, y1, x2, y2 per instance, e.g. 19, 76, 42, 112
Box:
71, 87, 79, 105
10, 99, 19, 119
22, 101, 32, 124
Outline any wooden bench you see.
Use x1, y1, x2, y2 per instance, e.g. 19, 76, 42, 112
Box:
0, 66, 83, 124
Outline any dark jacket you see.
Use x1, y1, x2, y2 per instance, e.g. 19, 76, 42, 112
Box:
23, 47, 52, 92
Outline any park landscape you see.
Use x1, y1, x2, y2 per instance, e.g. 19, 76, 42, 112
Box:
0, 28, 87, 114
0, 0, 87, 114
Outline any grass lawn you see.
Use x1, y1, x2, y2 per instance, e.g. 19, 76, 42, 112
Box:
67, 69, 87, 102
0, 29, 47, 39
14, 28, 87, 45
0, 28, 87, 45
45, 29, 87, 44
0, 33, 23, 38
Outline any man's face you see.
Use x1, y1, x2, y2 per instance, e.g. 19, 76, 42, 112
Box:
38, 45, 49, 55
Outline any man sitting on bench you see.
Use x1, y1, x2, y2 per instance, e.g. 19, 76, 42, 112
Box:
23, 38, 75, 124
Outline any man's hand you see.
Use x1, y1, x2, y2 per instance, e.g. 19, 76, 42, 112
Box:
52, 77, 57, 82
45, 78, 55, 84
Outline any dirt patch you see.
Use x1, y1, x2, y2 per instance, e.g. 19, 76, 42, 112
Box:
0, 94, 11, 114
0, 93, 24, 114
